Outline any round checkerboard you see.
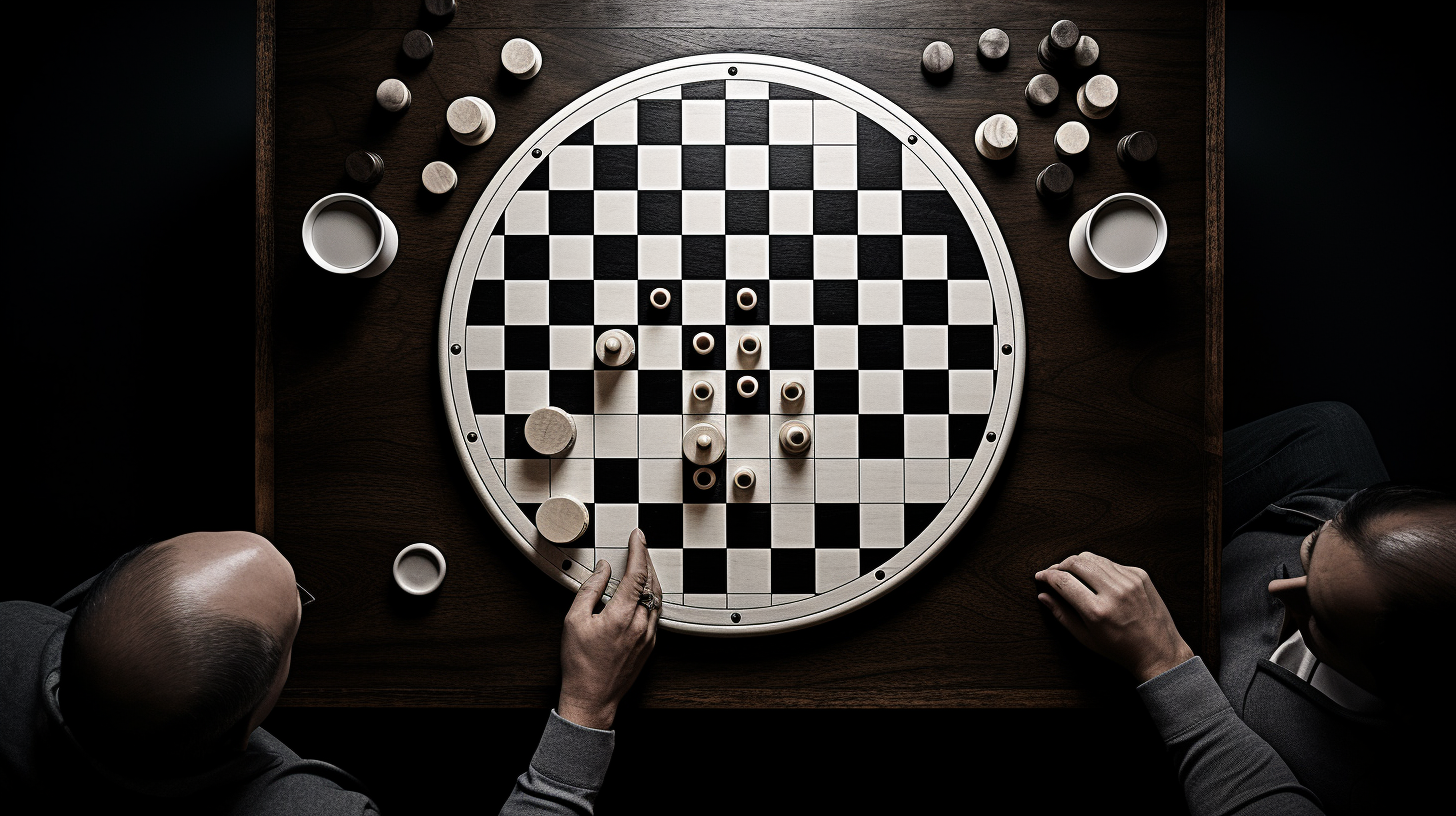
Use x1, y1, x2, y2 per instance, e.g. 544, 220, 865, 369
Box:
440, 54, 1024, 635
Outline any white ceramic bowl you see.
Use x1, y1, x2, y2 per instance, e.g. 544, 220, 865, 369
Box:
302, 193, 399, 279
392, 543, 447, 595
1069, 192, 1167, 279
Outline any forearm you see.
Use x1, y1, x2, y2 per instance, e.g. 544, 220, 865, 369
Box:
498, 710, 615, 816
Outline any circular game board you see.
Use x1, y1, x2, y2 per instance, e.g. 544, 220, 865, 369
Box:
440, 54, 1024, 635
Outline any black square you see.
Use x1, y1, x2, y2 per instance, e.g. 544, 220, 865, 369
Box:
593, 145, 637, 190
681, 325, 726, 369
949, 414, 989, 457
565, 122, 593, 145
549, 191, 593, 235
638, 280, 682, 324
503, 414, 534, 458
504, 326, 550, 369
770, 326, 814, 369
682, 80, 726, 99
859, 548, 897, 576
637, 370, 683, 414
638, 192, 682, 235
591, 325, 638, 371
726, 100, 768, 144
813, 280, 858, 324
520, 163, 550, 191
548, 281, 593, 325
769, 145, 813, 189
491, 216, 505, 235
858, 415, 905, 458
467, 280, 504, 325
815, 504, 859, 547
638, 504, 683, 548
682, 236, 726, 278
949, 325, 996, 369
903, 281, 949, 325
858, 326, 904, 369
684, 461, 726, 504
682, 146, 726, 190
638, 99, 681, 144
857, 116, 902, 189
725, 191, 769, 234
593, 459, 640, 504
904, 504, 942, 545
902, 191, 965, 235
770, 549, 815, 593
813, 191, 857, 235
726, 504, 771, 548
684, 549, 728, 594
769, 236, 813, 279
594, 236, 638, 280
903, 370, 949, 414
466, 370, 504, 414
504, 236, 549, 279
857, 236, 902, 279
549, 370, 595, 415
948, 233, 988, 279
814, 370, 859, 413
726, 280, 768, 324
726, 370, 770, 414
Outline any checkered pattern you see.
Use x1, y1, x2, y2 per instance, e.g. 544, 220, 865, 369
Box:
462, 79, 997, 609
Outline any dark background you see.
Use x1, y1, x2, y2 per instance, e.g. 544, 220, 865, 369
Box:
6, 2, 1447, 812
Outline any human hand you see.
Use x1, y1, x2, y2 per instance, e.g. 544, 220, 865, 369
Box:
558, 528, 660, 730
1035, 552, 1194, 684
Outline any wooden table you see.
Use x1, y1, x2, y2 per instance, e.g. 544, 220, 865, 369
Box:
258, 0, 1223, 708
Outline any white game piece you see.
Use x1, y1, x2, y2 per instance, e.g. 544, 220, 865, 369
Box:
736, 287, 757, 311
921, 41, 954, 74
690, 379, 714, 402
447, 96, 497, 146
1077, 75, 1118, 119
1025, 74, 1059, 108
376, 78, 411, 113
1074, 35, 1100, 69
1054, 121, 1091, 158
524, 406, 577, 455
736, 375, 758, 398
974, 114, 1018, 160
421, 161, 458, 195
501, 37, 543, 80
682, 422, 726, 465
594, 329, 635, 367
692, 467, 718, 491
778, 420, 812, 456
393, 543, 446, 595
649, 287, 672, 309
977, 28, 1010, 60
780, 380, 805, 404
691, 332, 715, 355
536, 496, 590, 544
733, 467, 756, 490
738, 333, 762, 356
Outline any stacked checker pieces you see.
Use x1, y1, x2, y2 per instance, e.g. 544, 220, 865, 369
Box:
442, 55, 1024, 635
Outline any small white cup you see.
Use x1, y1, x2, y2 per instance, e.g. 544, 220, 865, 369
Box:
1069, 193, 1167, 279
393, 543, 446, 595
302, 193, 399, 278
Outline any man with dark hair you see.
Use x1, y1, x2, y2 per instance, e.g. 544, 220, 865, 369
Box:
1034, 402, 1454, 815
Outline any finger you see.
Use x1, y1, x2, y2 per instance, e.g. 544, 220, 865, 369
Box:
644, 546, 663, 629
1039, 568, 1098, 616
1056, 552, 1120, 593
606, 528, 651, 621
570, 559, 612, 617
1038, 591, 1093, 645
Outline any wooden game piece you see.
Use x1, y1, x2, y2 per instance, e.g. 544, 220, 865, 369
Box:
977, 28, 1010, 60
682, 422, 727, 465
524, 406, 577, 455
402, 30, 434, 62
423, 0, 456, 18
375, 78, 411, 113
738, 333, 762, 357
736, 375, 759, 398
1050, 20, 1080, 52
421, 161, 458, 194
735, 287, 757, 311
1054, 121, 1090, 158
1025, 74, 1059, 107
921, 41, 954, 74
780, 380, 804, 404
1117, 131, 1159, 164
691, 332, 715, 355
649, 287, 671, 309
692, 467, 718, 491
733, 467, 756, 490
447, 97, 497, 146
594, 329, 635, 367
778, 420, 812, 456
690, 380, 714, 402
1077, 75, 1118, 119
345, 150, 384, 185
502, 38, 542, 80
1036, 162, 1074, 201
974, 114, 1018, 160
536, 496, 590, 544
1074, 35, 1100, 70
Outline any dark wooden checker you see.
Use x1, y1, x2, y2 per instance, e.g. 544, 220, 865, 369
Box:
259, 0, 1223, 706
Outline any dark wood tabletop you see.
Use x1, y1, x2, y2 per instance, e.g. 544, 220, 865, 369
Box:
258, 0, 1223, 708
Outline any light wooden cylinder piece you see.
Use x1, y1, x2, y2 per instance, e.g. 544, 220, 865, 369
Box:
595, 329, 635, 367
536, 496, 590, 544
977, 28, 1010, 60
736, 287, 757, 311
376, 78, 411, 113
502, 38, 543, 80
692, 332, 715, 355
1074, 35, 1100, 69
447, 96, 497, 146
922, 41, 954, 74
1050, 19, 1080, 52
974, 114, 1019, 160
649, 287, 672, 309
691, 379, 714, 402
1077, 75, 1119, 119
780, 380, 805, 404
778, 420, 812, 456
733, 467, 756, 490
1025, 74, 1059, 107
738, 333, 762, 356
682, 422, 727, 465
1055, 121, 1091, 158
736, 375, 758, 398
524, 406, 577, 455
421, 161, 458, 195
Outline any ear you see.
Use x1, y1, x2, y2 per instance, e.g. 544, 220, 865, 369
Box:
1267, 575, 1311, 618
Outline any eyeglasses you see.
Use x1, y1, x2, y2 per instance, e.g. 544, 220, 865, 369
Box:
296, 582, 316, 607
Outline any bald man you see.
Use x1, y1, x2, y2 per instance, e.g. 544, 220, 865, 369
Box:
1, 528, 661, 814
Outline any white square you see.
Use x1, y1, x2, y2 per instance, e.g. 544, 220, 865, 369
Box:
549, 457, 594, 502
476, 414, 504, 455
639, 415, 683, 458
594, 191, 637, 235
903, 235, 948, 279
592, 280, 637, 325
952, 458, 973, 488
725, 146, 768, 190
682, 280, 725, 324
768, 100, 813, 144
639, 459, 682, 503
726, 325, 770, 370
726, 457, 770, 503
771, 458, 815, 502
949, 280, 995, 324
556, 413, 593, 459
769, 370, 814, 414
682, 370, 726, 414
813, 325, 858, 369
465, 325, 504, 370
596, 549, 629, 581
549, 236, 593, 279
726, 414, 770, 459
727, 549, 770, 593
768, 281, 813, 325
726, 80, 769, 99
859, 371, 903, 414
813, 415, 857, 458
682, 191, 725, 235
905, 414, 949, 458
650, 547, 683, 593
861, 505, 905, 548
594, 414, 638, 458
858, 191, 902, 234
816, 550, 860, 593
682, 100, 726, 144
860, 459, 904, 502
950, 370, 995, 414
813, 235, 857, 279
813, 146, 857, 190
549, 145, 594, 190
638, 236, 681, 279
813, 100, 858, 144
904, 326, 949, 369
504, 370, 548, 414
815, 459, 859, 502
769, 191, 813, 235
549, 325, 596, 370
858, 280, 903, 324
637, 325, 681, 370
505, 191, 549, 234
596, 504, 638, 549
593, 101, 637, 144
594, 370, 638, 414
504, 281, 549, 325
506, 458, 550, 502
684, 504, 726, 548
769, 414, 812, 458
906, 459, 950, 503
638, 146, 682, 190
901, 145, 942, 190
726, 235, 769, 278
477, 236, 504, 279
685, 593, 726, 608
771, 504, 814, 547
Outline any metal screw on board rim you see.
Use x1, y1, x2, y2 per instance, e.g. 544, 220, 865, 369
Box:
909, 134, 918, 144
467, 432, 478, 442
1002, 344, 1012, 354
532, 148, 541, 158
728, 66, 738, 75
731, 612, 741, 622
451, 344, 461, 354
562, 559, 571, 571
875, 570, 886, 580
986, 431, 997, 441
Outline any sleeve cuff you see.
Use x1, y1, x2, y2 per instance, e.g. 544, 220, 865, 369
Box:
528, 709, 616, 791
1136, 656, 1233, 741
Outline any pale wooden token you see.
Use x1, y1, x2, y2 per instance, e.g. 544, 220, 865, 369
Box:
447, 97, 496, 146
649, 287, 671, 309
536, 496, 590, 544
780, 380, 805, 403
524, 406, 577, 455
1074, 35, 1100, 69
736, 375, 759, 398
736, 287, 757, 310
1077, 75, 1118, 118
974, 114, 1018, 160
778, 420, 812, 456
1025, 74, 1059, 107
691, 332, 715, 355
683, 422, 727, 465
594, 329, 635, 367
922, 41, 954, 74
738, 333, 762, 356
421, 161, 458, 194
1055, 121, 1091, 157
977, 28, 1010, 60
733, 467, 756, 490
502, 38, 542, 80
690, 380, 714, 402
1050, 19, 1080, 52
691, 468, 718, 491
375, 78, 411, 113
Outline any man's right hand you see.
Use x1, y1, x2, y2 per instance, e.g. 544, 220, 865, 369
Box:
557, 528, 660, 730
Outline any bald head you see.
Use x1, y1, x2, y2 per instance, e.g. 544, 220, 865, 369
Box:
61, 532, 301, 772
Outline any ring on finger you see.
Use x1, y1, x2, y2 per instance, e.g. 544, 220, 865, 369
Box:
638, 590, 659, 611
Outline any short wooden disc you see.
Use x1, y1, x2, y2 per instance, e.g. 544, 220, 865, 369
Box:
402, 30, 434, 61
423, 0, 456, 18
502, 38, 539, 75
1036, 163, 1074, 200
683, 422, 727, 465
976, 114, 1018, 159
922, 41, 954, 74
1055, 121, 1091, 157
778, 420, 812, 456
1050, 19, 1080, 51
595, 329, 636, 366
1025, 74, 1059, 107
422, 161, 458, 194
1082, 74, 1118, 110
536, 496, 590, 544
447, 97, 484, 135
345, 150, 383, 185
1119, 131, 1158, 163
977, 28, 1010, 60
1074, 35, 1100, 69
525, 406, 577, 455
375, 78, 411, 113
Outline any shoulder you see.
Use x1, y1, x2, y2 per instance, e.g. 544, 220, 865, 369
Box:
0, 601, 67, 681
218, 728, 379, 816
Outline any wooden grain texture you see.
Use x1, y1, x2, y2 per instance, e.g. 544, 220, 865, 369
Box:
263, 3, 1217, 708
255, 0, 275, 540
1203, 0, 1225, 672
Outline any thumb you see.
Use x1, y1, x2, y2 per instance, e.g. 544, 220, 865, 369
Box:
570, 560, 611, 617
